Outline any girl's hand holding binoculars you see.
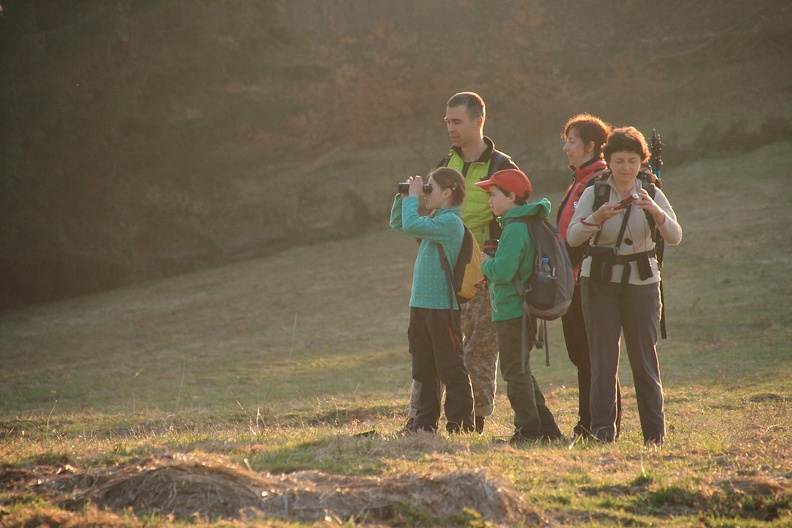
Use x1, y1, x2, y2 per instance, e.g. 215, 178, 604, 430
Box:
408, 176, 425, 197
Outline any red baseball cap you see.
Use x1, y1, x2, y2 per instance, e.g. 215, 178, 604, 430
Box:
475, 169, 532, 197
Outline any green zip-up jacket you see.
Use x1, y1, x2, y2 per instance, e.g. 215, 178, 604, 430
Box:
481, 198, 552, 321
390, 194, 464, 310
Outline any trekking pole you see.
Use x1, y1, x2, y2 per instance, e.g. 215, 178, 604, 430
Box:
534, 318, 549, 366
651, 129, 663, 181
520, 310, 527, 374
651, 128, 668, 339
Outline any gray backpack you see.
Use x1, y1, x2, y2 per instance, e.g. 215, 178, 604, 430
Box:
512, 217, 574, 370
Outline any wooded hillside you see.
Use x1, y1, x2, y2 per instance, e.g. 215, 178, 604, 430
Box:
1, 0, 790, 310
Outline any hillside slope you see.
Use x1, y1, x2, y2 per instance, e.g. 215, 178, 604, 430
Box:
1, 0, 791, 311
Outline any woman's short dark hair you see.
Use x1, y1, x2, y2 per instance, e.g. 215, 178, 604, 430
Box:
428, 167, 466, 206
562, 113, 612, 158
602, 127, 650, 164
447, 92, 485, 121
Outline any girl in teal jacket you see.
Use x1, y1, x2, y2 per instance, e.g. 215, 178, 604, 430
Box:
476, 169, 562, 443
390, 167, 474, 434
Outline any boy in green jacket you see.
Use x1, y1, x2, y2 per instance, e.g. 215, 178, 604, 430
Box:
476, 169, 562, 444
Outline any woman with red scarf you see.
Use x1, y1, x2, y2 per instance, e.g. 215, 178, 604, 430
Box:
557, 114, 621, 441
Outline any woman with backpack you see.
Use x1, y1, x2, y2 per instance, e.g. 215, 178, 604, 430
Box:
567, 127, 682, 447
390, 167, 475, 434
557, 113, 623, 441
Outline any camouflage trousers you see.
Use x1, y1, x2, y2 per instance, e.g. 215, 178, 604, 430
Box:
408, 288, 499, 418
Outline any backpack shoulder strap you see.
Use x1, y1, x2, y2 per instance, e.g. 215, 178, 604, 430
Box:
510, 217, 541, 284
486, 150, 511, 178
435, 241, 456, 310
590, 181, 611, 246
592, 180, 611, 212
637, 177, 660, 242
438, 149, 512, 176
435, 221, 470, 310
483, 150, 514, 240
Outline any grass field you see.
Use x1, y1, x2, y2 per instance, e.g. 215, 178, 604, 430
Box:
1, 143, 791, 526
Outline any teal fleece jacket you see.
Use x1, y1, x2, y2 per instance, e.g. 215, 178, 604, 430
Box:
390, 194, 464, 310
481, 198, 552, 321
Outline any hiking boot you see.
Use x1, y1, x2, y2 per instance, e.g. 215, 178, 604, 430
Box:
474, 415, 486, 434
540, 422, 564, 442
644, 437, 663, 450
508, 429, 544, 445
409, 424, 438, 434
446, 421, 474, 434
398, 417, 414, 435
572, 423, 594, 441
541, 431, 565, 443
592, 432, 615, 444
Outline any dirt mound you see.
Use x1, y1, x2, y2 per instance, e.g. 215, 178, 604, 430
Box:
26, 455, 538, 525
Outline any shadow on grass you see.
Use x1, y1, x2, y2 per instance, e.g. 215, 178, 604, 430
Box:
281, 403, 404, 428
624, 481, 791, 523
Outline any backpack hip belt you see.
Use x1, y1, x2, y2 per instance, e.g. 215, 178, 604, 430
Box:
586, 203, 654, 284
588, 248, 655, 284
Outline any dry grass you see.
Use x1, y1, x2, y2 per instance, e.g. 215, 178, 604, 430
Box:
3, 452, 538, 526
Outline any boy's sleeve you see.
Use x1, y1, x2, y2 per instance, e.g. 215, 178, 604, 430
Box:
481, 223, 526, 284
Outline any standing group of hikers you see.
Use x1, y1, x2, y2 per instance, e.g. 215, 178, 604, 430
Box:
390, 92, 682, 447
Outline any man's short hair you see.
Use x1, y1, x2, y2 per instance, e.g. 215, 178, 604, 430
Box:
447, 92, 485, 121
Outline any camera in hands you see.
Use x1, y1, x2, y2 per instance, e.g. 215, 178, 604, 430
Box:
617, 193, 641, 208
398, 182, 433, 194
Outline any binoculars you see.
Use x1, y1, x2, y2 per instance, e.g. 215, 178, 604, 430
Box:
397, 182, 432, 194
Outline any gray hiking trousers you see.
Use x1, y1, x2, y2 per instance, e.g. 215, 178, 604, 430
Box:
582, 278, 665, 442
